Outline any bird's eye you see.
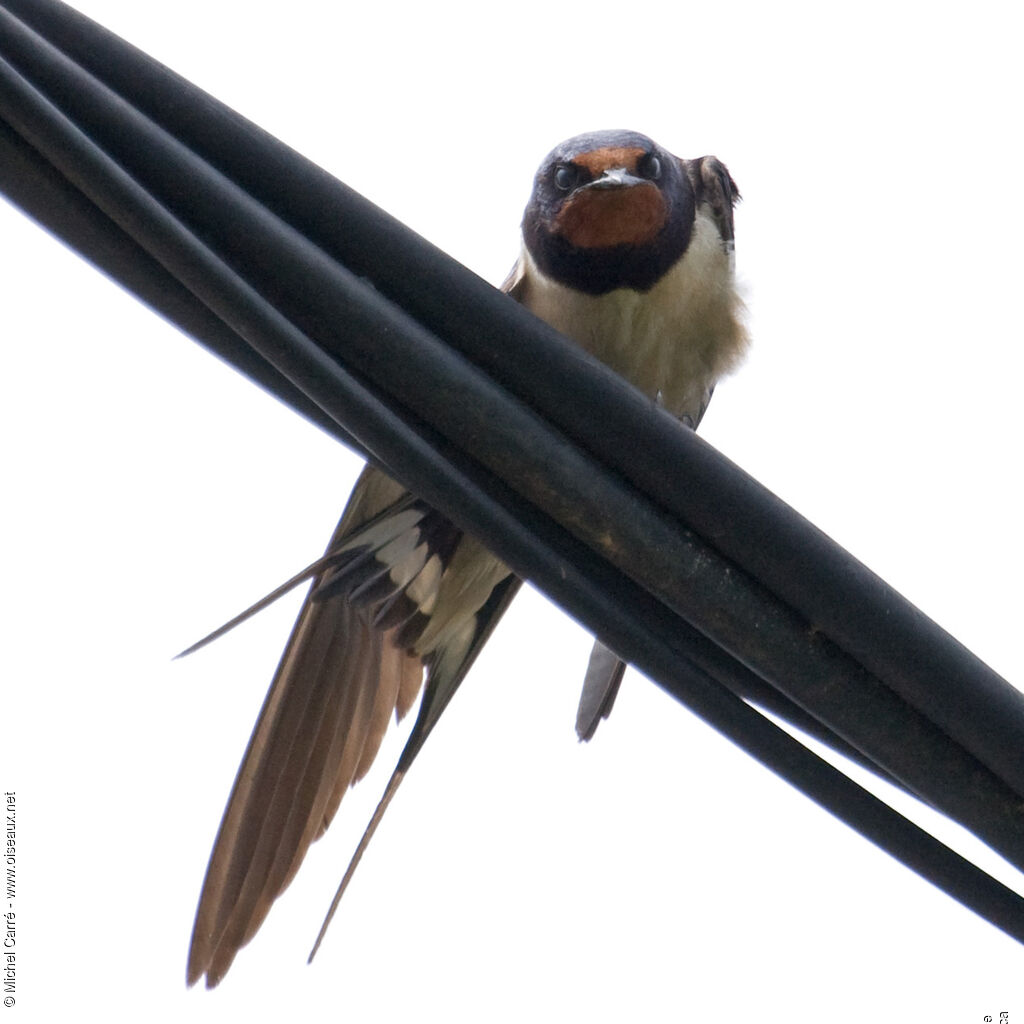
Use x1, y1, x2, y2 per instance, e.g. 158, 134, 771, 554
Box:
553, 164, 577, 191
639, 154, 662, 180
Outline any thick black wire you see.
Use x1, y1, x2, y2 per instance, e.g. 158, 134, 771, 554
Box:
7, 0, 1018, 807
5, 7, 1024, 875
0, 60, 906, 789
2, 0, 1024, 945
6, 16, 1024, 872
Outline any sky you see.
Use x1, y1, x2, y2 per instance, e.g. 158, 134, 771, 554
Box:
2, 1, 1023, 1020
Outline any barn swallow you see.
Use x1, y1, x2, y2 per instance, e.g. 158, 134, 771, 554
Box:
185, 129, 748, 987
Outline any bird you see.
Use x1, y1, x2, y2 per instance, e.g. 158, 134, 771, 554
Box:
185, 129, 748, 987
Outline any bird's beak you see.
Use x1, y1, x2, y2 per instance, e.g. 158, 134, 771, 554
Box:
585, 167, 647, 190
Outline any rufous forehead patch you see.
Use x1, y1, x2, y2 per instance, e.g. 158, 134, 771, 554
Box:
572, 146, 646, 176
554, 182, 666, 249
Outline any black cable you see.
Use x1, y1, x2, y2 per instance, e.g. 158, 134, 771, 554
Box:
8, 0, 1017, 811
2, 0, 1024, 947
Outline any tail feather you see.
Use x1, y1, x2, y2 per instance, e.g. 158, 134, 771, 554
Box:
309, 572, 523, 963
576, 641, 627, 742
187, 465, 516, 987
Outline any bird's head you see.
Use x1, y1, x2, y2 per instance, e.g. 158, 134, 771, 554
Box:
522, 130, 696, 295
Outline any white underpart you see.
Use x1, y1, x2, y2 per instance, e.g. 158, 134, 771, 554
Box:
406, 553, 443, 615
413, 535, 510, 655
518, 209, 748, 422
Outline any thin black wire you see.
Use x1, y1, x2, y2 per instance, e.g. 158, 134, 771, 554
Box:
0, 123, 352, 448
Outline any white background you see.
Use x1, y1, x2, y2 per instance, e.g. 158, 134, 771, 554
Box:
2, 1, 1022, 1020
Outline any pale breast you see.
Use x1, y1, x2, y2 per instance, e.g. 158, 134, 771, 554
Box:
517, 210, 748, 422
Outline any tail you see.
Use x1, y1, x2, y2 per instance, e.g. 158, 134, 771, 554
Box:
186, 467, 517, 986
575, 641, 626, 741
